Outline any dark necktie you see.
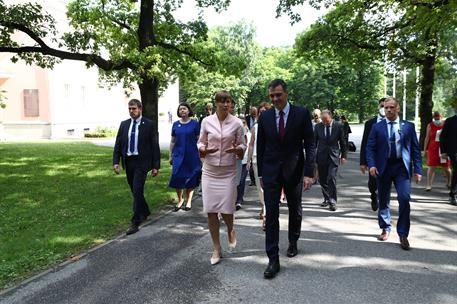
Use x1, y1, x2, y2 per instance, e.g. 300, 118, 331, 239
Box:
326, 125, 330, 141
129, 119, 137, 153
389, 121, 397, 159
279, 110, 285, 139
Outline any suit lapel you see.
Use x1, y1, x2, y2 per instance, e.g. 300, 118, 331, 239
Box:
380, 119, 389, 148
269, 109, 279, 139
283, 104, 295, 139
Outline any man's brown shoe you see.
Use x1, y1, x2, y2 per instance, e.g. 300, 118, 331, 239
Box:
378, 229, 389, 241
400, 236, 410, 250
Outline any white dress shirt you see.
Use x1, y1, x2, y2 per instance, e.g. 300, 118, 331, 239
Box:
386, 116, 401, 158
127, 116, 141, 156
275, 102, 290, 132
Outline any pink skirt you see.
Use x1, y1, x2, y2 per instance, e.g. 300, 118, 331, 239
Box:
202, 162, 237, 214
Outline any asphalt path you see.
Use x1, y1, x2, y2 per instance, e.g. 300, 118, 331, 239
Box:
2, 123, 456, 304
1, 147, 456, 304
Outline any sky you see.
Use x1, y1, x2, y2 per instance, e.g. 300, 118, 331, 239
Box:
174, 0, 328, 47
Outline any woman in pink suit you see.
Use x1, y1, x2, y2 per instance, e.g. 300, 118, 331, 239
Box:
198, 91, 246, 265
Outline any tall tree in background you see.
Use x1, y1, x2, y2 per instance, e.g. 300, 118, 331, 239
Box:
277, 0, 457, 146
0, 0, 234, 134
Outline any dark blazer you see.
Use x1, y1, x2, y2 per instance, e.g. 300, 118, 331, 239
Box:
113, 117, 161, 171
245, 114, 256, 130
440, 115, 457, 154
314, 121, 347, 166
366, 119, 422, 177
360, 117, 378, 166
256, 104, 315, 185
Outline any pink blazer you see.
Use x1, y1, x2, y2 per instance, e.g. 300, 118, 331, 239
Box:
198, 113, 246, 166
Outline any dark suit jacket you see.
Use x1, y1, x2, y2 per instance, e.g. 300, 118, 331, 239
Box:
360, 117, 377, 166
256, 104, 315, 185
366, 119, 422, 177
314, 121, 347, 166
245, 114, 256, 130
113, 117, 161, 171
440, 115, 457, 154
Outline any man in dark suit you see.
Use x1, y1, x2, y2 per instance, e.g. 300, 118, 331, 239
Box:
257, 79, 315, 279
113, 99, 161, 235
314, 110, 347, 211
366, 97, 422, 250
360, 98, 386, 211
440, 110, 457, 205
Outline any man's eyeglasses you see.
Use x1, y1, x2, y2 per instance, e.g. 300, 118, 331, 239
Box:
269, 92, 283, 99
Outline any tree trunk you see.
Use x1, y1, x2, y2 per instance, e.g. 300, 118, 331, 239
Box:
139, 76, 159, 143
418, 55, 435, 149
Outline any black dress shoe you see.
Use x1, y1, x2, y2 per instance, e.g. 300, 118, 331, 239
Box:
450, 196, 457, 206
329, 203, 337, 211
400, 236, 410, 250
173, 205, 182, 212
263, 261, 280, 279
236, 203, 242, 211
183, 206, 191, 211
286, 243, 298, 257
320, 201, 329, 207
370, 194, 378, 211
126, 225, 139, 235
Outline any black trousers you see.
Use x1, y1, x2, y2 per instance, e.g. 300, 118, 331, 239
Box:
449, 153, 457, 198
318, 161, 338, 204
249, 165, 256, 185
368, 174, 378, 198
125, 156, 151, 226
264, 176, 303, 262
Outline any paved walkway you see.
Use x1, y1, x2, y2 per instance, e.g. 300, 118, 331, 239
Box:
1, 152, 456, 304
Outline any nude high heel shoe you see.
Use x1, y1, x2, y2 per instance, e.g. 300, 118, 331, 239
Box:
210, 251, 222, 265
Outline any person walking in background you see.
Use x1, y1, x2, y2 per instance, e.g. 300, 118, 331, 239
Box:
236, 118, 250, 210
169, 102, 201, 212
360, 97, 386, 211
312, 108, 322, 130
366, 97, 422, 250
440, 108, 457, 206
198, 91, 246, 265
423, 111, 451, 191
311, 108, 322, 184
246, 106, 258, 130
199, 103, 213, 125
247, 101, 271, 229
314, 110, 347, 211
257, 79, 315, 279
246, 106, 258, 186
113, 99, 161, 235
340, 115, 352, 148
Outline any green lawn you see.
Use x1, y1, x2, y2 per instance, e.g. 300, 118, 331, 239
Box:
0, 142, 174, 289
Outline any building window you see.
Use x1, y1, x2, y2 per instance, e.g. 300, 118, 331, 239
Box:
64, 83, 71, 99
23, 89, 39, 117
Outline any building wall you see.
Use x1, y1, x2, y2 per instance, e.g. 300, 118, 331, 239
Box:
0, 0, 180, 140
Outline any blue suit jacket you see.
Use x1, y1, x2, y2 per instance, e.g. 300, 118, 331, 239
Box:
256, 104, 315, 185
366, 119, 422, 177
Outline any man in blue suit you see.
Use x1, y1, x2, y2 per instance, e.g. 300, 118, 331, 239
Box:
366, 97, 422, 250
257, 79, 315, 278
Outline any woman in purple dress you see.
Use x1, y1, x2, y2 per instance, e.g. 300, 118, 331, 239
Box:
169, 102, 201, 211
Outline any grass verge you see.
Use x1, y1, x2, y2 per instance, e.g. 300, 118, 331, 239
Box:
0, 142, 174, 289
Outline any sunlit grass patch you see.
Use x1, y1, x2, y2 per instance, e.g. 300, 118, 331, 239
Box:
0, 142, 174, 289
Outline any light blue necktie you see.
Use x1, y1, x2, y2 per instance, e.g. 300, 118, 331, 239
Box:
129, 120, 137, 154
389, 121, 397, 159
